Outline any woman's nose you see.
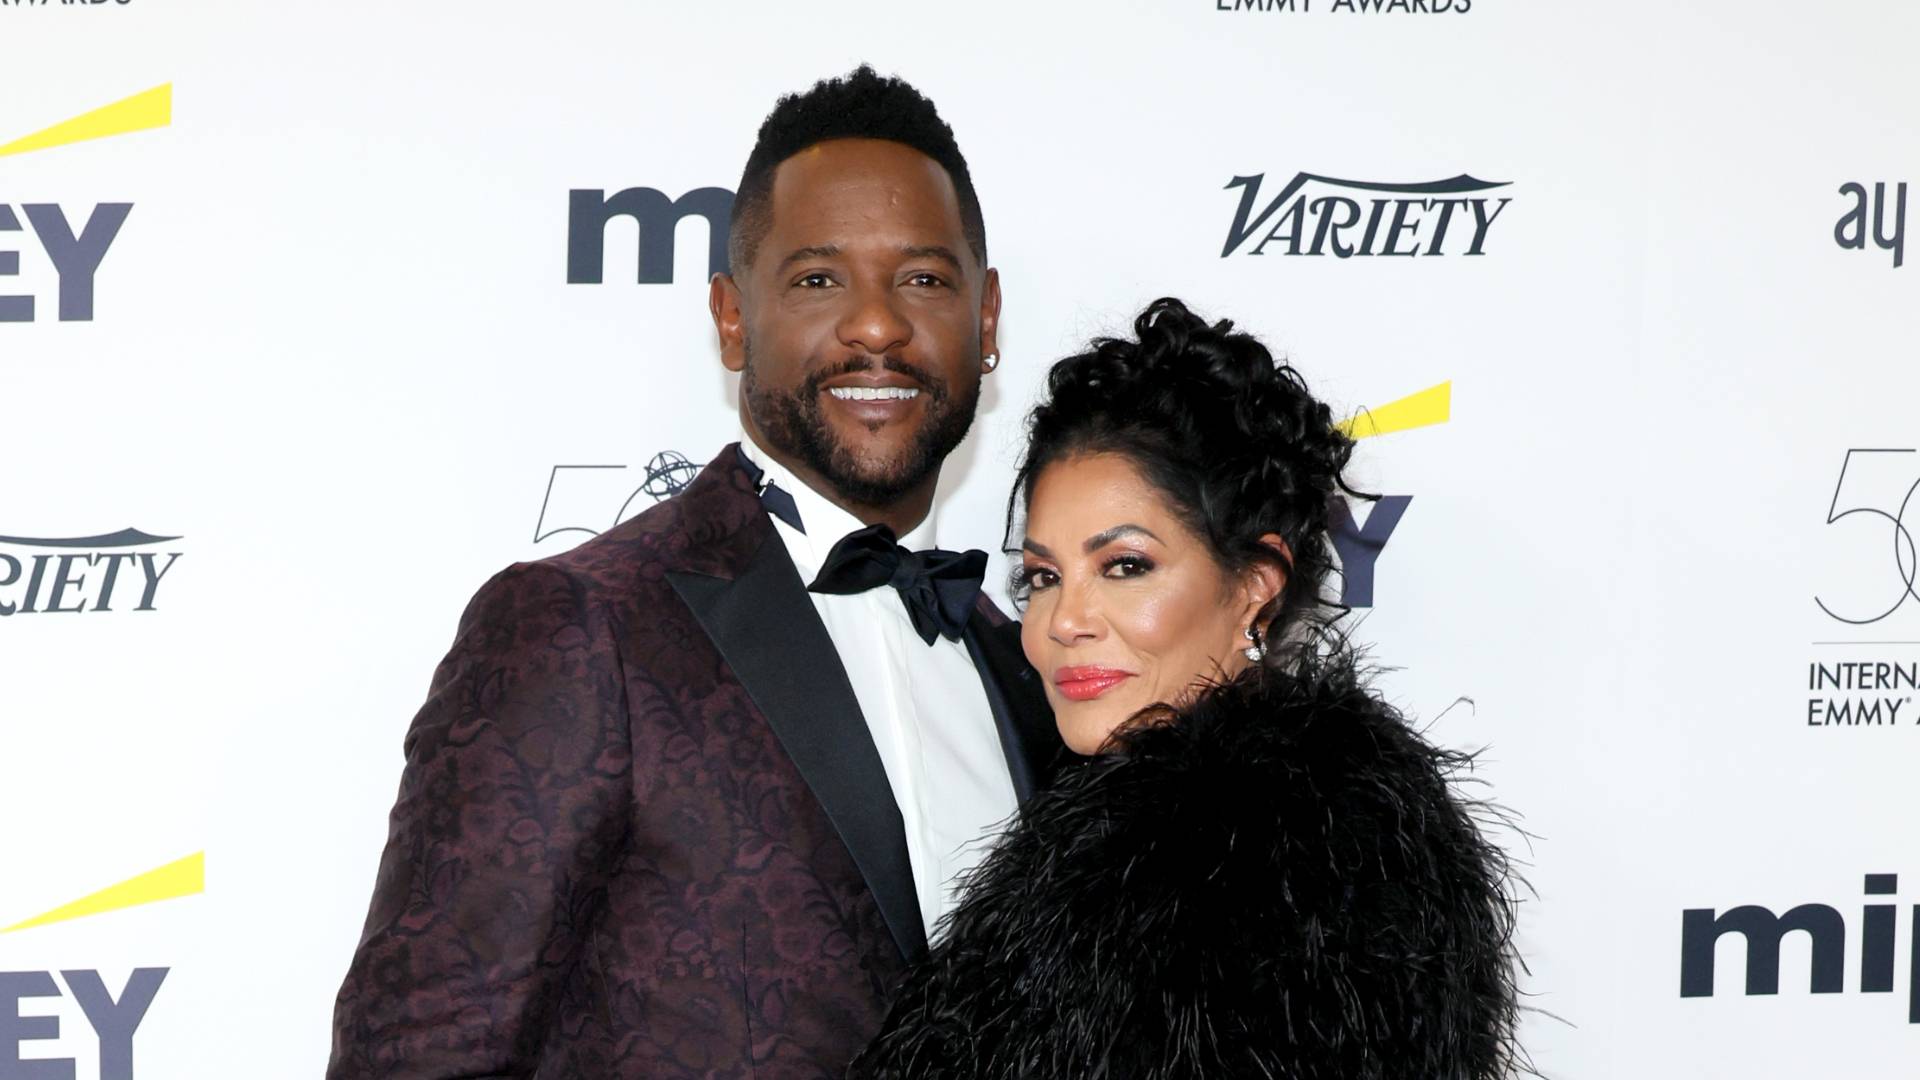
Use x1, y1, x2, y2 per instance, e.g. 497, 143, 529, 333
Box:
1047, 580, 1102, 647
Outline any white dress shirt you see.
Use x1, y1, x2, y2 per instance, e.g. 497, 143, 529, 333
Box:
737, 431, 1019, 939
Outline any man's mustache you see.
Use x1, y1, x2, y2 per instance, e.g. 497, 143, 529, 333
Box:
802, 355, 948, 400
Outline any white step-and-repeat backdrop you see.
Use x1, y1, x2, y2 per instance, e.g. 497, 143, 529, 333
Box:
3, 2, 1916, 1076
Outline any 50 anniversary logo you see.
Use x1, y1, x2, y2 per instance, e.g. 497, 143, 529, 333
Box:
1806, 448, 1920, 728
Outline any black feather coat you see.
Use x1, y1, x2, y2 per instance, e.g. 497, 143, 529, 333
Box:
849, 658, 1521, 1080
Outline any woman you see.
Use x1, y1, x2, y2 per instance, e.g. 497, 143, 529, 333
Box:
850, 298, 1522, 1079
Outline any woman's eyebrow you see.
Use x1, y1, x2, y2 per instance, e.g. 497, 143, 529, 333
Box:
1084, 524, 1159, 552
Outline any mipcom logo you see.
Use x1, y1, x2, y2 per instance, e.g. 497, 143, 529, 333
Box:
0, 852, 202, 1080
0, 84, 169, 323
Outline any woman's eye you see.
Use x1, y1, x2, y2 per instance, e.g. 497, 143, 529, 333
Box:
1103, 555, 1154, 579
1013, 566, 1059, 592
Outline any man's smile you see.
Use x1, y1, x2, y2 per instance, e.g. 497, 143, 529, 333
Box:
827, 386, 921, 401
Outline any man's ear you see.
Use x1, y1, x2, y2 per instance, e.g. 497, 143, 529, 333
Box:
711, 272, 747, 373
978, 266, 1002, 373
1240, 532, 1293, 631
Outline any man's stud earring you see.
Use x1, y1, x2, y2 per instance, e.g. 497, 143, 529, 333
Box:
983, 353, 1000, 372
1242, 627, 1265, 663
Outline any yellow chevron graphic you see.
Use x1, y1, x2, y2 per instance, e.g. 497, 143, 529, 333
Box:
0, 84, 172, 159
0, 852, 203, 934
1338, 380, 1451, 440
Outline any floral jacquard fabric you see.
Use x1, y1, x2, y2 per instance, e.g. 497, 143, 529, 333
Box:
328, 448, 916, 1080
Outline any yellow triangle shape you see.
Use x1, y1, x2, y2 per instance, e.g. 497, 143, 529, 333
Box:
0, 852, 203, 934
1337, 380, 1451, 440
0, 83, 172, 159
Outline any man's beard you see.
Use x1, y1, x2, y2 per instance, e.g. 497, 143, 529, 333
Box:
743, 340, 980, 508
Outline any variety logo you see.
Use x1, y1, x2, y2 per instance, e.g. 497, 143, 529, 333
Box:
1835, 181, 1906, 268
1221, 173, 1510, 258
0, 85, 169, 324
0, 0, 133, 7
0, 528, 184, 615
1680, 873, 1918, 1023
566, 186, 733, 284
1, 853, 202, 1080
1806, 449, 1920, 728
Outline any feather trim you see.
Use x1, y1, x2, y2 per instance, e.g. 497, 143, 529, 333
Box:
850, 657, 1523, 1079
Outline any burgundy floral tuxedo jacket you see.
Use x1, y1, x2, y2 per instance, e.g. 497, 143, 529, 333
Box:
328, 445, 1061, 1079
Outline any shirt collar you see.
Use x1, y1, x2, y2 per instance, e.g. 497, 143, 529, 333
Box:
736, 429, 939, 575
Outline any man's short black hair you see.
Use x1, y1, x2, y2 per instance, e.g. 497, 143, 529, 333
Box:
729, 65, 988, 272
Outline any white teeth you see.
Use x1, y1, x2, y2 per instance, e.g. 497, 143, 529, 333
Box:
828, 387, 920, 402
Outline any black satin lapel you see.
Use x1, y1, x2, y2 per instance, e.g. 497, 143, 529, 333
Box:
962, 610, 1062, 803
668, 535, 928, 964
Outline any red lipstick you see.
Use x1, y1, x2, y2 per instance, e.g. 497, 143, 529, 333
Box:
1052, 666, 1134, 702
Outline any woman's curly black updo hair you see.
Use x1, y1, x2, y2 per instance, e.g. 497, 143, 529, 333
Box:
1010, 297, 1367, 668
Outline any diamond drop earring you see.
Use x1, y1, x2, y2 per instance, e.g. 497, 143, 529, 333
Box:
1242, 626, 1265, 663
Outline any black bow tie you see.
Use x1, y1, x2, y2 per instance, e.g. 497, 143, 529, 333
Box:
808, 524, 987, 645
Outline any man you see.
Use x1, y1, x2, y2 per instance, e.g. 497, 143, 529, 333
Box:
328, 66, 1061, 1079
